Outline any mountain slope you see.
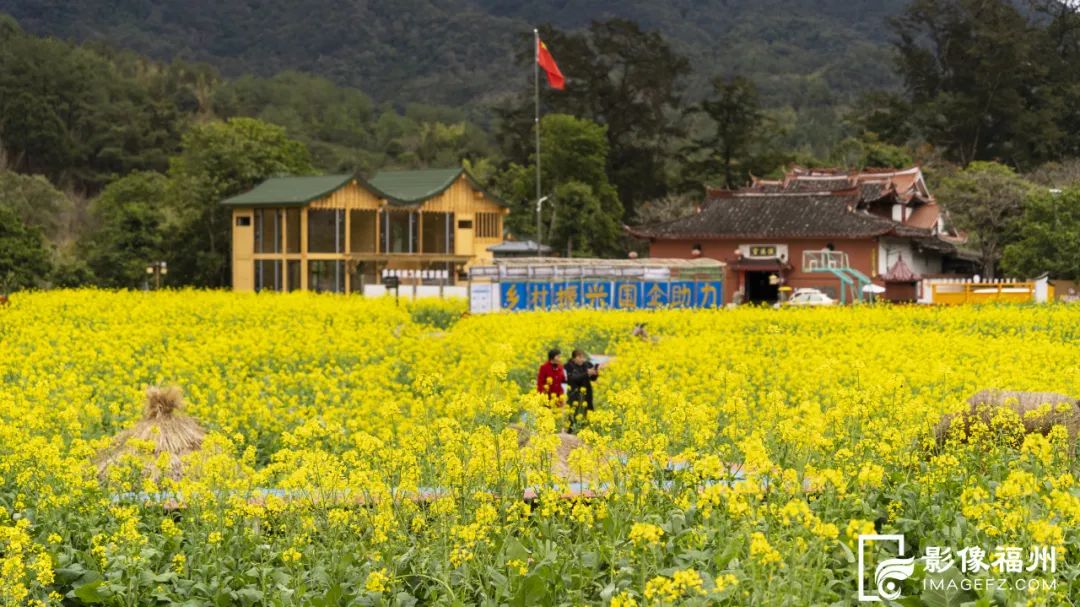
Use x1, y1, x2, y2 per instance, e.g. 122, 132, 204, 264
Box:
1, 0, 907, 108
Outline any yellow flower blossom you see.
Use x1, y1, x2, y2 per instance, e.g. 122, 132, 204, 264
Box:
365, 567, 391, 593
628, 522, 664, 547
0, 291, 1076, 605
750, 532, 783, 566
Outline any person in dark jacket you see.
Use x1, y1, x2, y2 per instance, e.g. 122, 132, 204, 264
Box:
536, 349, 566, 403
565, 349, 598, 432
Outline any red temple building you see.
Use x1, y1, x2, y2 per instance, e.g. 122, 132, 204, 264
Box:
628, 167, 977, 304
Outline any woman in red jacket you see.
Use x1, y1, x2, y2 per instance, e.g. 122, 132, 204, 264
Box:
536, 348, 566, 403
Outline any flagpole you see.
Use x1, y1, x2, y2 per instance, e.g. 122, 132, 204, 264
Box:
534, 28, 542, 250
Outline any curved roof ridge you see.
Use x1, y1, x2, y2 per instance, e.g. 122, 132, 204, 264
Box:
363, 167, 464, 205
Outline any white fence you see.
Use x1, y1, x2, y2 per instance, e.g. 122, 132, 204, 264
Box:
357, 284, 467, 299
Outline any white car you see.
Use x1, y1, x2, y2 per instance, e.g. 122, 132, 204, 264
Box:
784, 289, 836, 306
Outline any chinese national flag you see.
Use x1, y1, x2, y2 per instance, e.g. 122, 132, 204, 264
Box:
536, 38, 565, 90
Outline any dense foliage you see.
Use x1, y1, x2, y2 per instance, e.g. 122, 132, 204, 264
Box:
0, 15, 493, 195
0, 293, 1078, 605
3, 3, 1080, 288
0, 1, 905, 112
864, 0, 1080, 169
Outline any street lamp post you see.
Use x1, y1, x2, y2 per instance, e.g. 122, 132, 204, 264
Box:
535, 195, 549, 250
145, 261, 168, 290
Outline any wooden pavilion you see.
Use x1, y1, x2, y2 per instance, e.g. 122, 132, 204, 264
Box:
222, 168, 507, 293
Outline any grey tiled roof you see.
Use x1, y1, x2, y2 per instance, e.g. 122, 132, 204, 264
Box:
629, 191, 898, 239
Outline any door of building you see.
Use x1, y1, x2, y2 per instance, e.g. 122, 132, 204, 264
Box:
745, 271, 779, 304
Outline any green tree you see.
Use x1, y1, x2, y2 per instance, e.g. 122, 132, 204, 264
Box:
1001, 188, 1080, 281
846, 91, 917, 148
0, 204, 52, 291
84, 172, 169, 288
829, 135, 914, 170
0, 21, 185, 191
214, 71, 376, 171
938, 161, 1034, 278
685, 76, 766, 189
634, 192, 697, 226
890, 0, 1062, 167
0, 170, 71, 244
496, 20, 689, 219
495, 114, 623, 257
538, 115, 623, 257
167, 117, 313, 287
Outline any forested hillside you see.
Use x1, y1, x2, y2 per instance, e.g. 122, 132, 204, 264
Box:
0, 1, 904, 110
2, 1, 1080, 291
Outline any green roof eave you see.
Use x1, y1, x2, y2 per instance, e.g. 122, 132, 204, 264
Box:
220, 174, 354, 207
220, 168, 508, 210
363, 168, 462, 206
363, 167, 508, 208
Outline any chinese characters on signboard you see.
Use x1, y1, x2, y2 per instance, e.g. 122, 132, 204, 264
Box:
496, 280, 723, 312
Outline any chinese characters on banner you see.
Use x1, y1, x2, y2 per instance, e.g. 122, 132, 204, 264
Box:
497, 280, 723, 311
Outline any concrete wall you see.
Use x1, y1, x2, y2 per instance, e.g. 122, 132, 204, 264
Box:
877, 238, 944, 277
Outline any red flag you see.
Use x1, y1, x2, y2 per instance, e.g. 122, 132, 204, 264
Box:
536, 37, 565, 90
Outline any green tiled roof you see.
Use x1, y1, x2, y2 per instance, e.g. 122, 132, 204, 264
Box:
221, 167, 505, 208
221, 174, 353, 207
366, 168, 465, 205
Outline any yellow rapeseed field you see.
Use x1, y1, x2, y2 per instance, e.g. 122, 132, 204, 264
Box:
1, 290, 1078, 606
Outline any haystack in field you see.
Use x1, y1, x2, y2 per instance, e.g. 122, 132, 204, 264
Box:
96, 386, 205, 481
933, 389, 1080, 448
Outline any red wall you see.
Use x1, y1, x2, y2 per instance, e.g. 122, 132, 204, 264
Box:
649, 237, 878, 303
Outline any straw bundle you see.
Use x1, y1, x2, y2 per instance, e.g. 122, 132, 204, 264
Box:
96, 386, 205, 481
933, 389, 1080, 448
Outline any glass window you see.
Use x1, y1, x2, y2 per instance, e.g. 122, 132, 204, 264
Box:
308, 209, 345, 253
421, 213, 454, 254
235, 216, 251, 226
254, 209, 282, 253
308, 260, 344, 293
285, 208, 301, 253
287, 260, 301, 292
350, 210, 377, 253
382, 211, 418, 253
254, 260, 282, 292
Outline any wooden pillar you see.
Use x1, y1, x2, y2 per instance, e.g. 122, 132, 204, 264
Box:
344, 207, 351, 294
280, 209, 289, 291
300, 208, 309, 290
